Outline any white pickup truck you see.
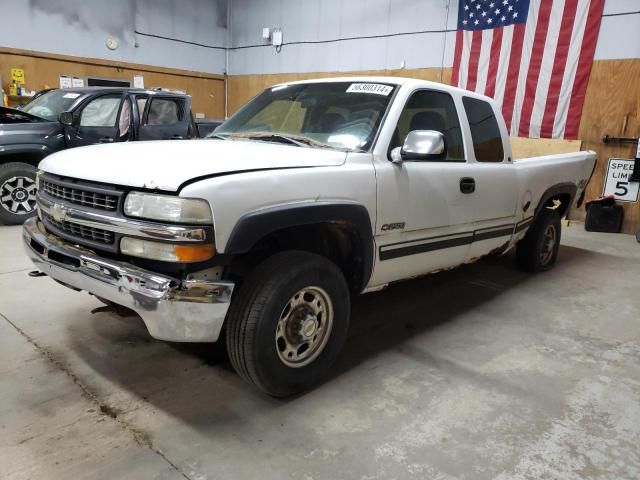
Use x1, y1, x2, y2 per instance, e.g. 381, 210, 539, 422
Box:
23, 77, 596, 396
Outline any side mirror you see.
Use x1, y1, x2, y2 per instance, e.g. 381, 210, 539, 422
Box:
59, 111, 74, 126
393, 130, 445, 162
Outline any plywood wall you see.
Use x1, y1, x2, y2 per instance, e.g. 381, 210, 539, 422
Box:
0, 48, 225, 118
572, 59, 640, 234
228, 59, 640, 233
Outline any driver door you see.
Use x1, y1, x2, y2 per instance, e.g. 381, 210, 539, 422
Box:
370, 89, 476, 286
65, 93, 129, 148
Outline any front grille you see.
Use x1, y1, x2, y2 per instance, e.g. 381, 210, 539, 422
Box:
42, 212, 115, 245
42, 179, 119, 211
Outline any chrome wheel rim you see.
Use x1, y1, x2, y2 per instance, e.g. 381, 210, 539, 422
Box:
0, 175, 37, 215
540, 224, 557, 265
275, 286, 334, 368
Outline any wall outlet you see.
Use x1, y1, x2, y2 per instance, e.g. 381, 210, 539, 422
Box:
262, 27, 271, 41
272, 30, 283, 47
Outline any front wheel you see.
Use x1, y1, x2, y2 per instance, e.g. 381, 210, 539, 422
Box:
0, 162, 38, 225
516, 209, 561, 272
226, 251, 350, 397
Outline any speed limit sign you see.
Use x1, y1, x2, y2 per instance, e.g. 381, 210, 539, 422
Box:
603, 158, 640, 202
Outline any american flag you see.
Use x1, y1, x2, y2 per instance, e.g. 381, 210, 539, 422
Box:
451, 0, 605, 139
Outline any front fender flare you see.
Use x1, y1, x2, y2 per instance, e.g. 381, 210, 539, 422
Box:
224, 201, 374, 290
0, 144, 51, 163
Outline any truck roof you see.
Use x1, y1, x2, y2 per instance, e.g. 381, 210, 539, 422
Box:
273, 76, 497, 105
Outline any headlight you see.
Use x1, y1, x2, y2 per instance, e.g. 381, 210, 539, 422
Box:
124, 193, 212, 224
121, 237, 215, 263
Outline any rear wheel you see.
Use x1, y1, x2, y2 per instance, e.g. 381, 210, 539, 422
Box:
0, 162, 38, 225
516, 209, 561, 272
226, 251, 350, 397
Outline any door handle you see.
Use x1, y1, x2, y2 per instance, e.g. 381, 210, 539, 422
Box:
99, 137, 114, 143
460, 177, 476, 194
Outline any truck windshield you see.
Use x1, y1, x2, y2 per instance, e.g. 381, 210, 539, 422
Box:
213, 82, 397, 151
21, 90, 82, 122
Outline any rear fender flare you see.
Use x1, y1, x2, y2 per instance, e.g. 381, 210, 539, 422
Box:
534, 182, 577, 219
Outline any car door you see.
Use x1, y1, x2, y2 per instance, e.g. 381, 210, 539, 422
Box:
137, 96, 191, 140
459, 96, 519, 260
370, 88, 476, 286
65, 93, 127, 147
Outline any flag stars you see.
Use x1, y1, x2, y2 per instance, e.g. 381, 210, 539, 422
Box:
481, 10, 487, 16
462, 19, 468, 24
501, 15, 506, 21
502, 0, 508, 4
464, 4, 469, 10
469, 12, 474, 17
487, 18, 493, 23
489, 2, 495, 7
476, 3, 481, 9
513, 11, 518, 18
474, 19, 480, 25
495, 8, 500, 14
508, 5, 513, 11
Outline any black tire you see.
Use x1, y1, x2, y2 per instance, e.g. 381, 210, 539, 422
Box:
226, 251, 350, 397
0, 162, 38, 225
516, 209, 561, 272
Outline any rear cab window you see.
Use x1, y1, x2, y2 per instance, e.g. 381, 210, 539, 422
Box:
462, 96, 505, 162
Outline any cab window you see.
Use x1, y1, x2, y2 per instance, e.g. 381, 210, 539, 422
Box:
391, 90, 465, 161
462, 97, 505, 162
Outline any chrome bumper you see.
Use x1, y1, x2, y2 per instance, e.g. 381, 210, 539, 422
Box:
22, 217, 234, 342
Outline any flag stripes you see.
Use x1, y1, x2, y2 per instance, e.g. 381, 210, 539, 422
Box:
452, 0, 605, 139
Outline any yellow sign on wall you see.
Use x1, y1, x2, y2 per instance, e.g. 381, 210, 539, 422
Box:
11, 68, 25, 84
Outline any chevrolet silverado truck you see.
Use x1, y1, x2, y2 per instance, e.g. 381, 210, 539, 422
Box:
1, 87, 222, 224
23, 77, 596, 396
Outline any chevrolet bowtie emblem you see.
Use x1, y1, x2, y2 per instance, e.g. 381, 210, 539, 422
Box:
51, 203, 67, 223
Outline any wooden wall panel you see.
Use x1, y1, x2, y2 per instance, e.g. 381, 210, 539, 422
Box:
511, 137, 582, 159
0, 47, 225, 118
227, 67, 450, 114
571, 59, 640, 233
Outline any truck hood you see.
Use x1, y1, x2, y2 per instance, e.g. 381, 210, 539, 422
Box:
0, 106, 48, 124
39, 139, 348, 192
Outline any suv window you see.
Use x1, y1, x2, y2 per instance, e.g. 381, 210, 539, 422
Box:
391, 90, 464, 161
462, 97, 505, 162
80, 95, 121, 127
146, 98, 183, 125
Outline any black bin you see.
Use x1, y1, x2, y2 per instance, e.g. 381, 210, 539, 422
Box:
585, 197, 623, 233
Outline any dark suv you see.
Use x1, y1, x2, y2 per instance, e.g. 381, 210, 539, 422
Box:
0, 87, 221, 224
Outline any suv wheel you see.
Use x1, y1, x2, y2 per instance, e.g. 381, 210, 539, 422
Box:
0, 163, 38, 225
226, 251, 350, 397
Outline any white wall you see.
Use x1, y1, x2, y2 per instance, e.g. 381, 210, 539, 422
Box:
1, 0, 637, 76
595, 0, 640, 60
229, 0, 640, 75
0, 0, 228, 74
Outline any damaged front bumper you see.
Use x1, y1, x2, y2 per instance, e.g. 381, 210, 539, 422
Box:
22, 217, 234, 342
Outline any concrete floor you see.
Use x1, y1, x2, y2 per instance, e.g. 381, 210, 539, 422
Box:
1, 223, 639, 480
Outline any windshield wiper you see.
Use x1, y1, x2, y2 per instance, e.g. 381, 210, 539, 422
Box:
246, 133, 311, 148
208, 134, 228, 140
